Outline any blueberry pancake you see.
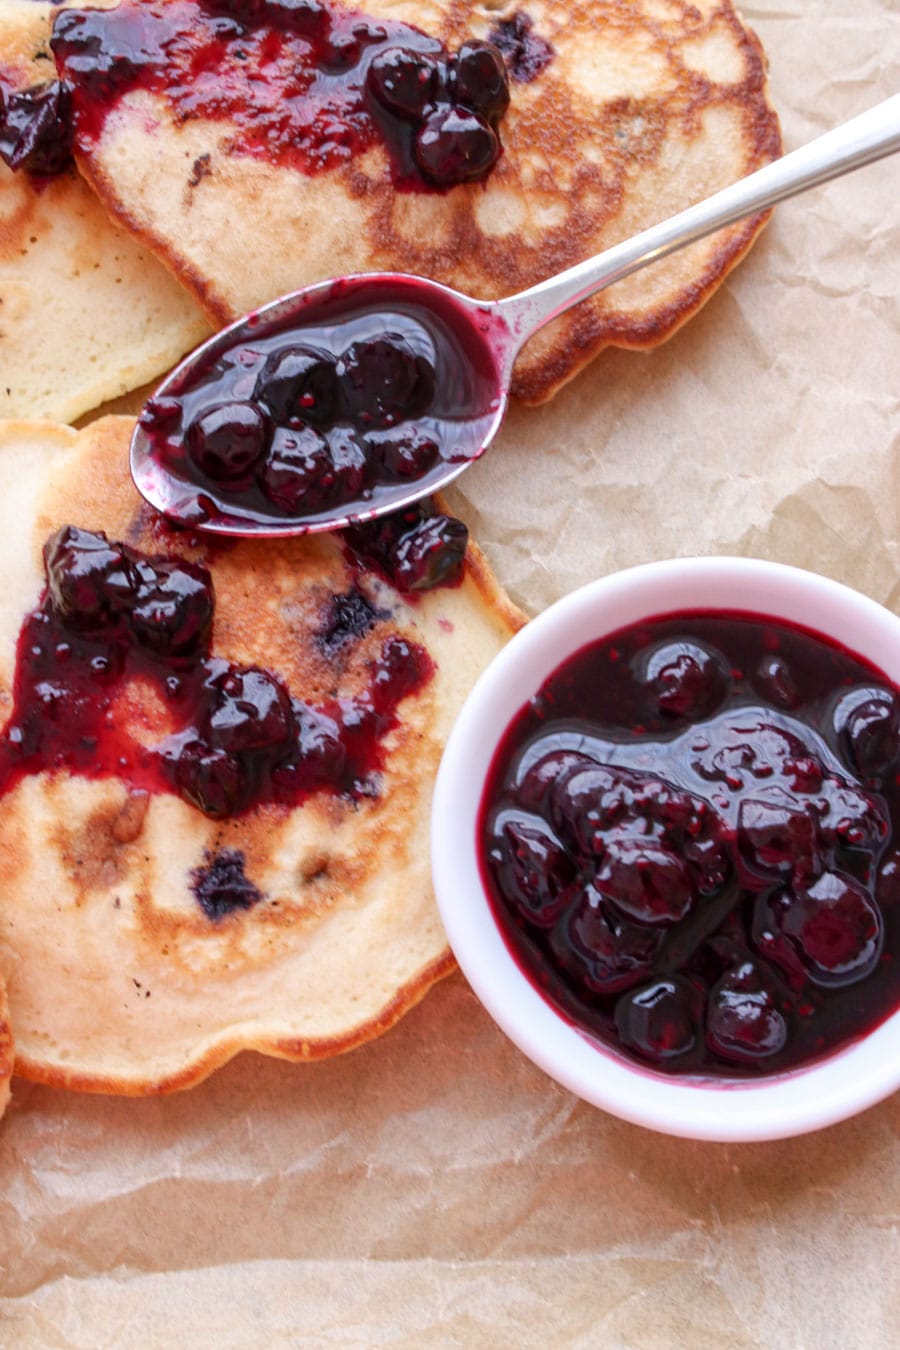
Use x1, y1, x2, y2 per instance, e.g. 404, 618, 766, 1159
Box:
0, 0, 211, 421
42, 0, 781, 405
0, 415, 523, 1092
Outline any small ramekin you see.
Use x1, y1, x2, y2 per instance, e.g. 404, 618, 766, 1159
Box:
431, 557, 900, 1141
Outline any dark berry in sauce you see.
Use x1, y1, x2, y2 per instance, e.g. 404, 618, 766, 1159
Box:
834, 686, 900, 778
369, 427, 439, 480
391, 512, 468, 592
201, 662, 294, 754
638, 638, 727, 721
187, 401, 270, 481
551, 881, 663, 993
254, 346, 339, 427
346, 503, 468, 594
130, 558, 215, 656
173, 740, 247, 818
258, 424, 335, 512
0, 79, 74, 175
705, 961, 788, 1065
44, 526, 138, 628
452, 42, 510, 121
367, 46, 439, 119
415, 106, 499, 186
480, 611, 900, 1077
339, 335, 432, 427
615, 977, 700, 1062
773, 871, 883, 988
490, 810, 573, 927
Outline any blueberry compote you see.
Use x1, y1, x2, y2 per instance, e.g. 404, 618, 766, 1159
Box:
136, 276, 502, 531
0, 523, 434, 822
480, 612, 900, 1078
50, 0, 510, 189
0, 77, 74, 176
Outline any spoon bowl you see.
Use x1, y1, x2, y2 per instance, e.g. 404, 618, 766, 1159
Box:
130, 271, 515, 537
131, 92, 900, 537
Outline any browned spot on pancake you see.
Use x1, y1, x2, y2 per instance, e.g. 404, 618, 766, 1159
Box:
111, 788, 150, 843
54, 798, 130, 897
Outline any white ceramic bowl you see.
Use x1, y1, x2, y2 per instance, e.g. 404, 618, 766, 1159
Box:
431, 556, 900, 1142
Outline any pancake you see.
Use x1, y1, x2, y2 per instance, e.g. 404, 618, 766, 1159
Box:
0, 976, 12, 1119
45, 0, 782, 405
0, 0, 211, 422
0, 415, 524, 1093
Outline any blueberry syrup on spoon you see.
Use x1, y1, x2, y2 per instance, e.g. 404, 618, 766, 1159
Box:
133, 274, 508, 536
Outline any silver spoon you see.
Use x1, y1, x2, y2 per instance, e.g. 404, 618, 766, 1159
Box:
131, 93, 900, 537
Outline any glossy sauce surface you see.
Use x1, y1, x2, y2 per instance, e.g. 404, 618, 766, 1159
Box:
479, 612, 900, 1077
136, 276, 504, 531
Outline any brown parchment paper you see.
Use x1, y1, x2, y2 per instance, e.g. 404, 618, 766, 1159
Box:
2, 1, 900, 1344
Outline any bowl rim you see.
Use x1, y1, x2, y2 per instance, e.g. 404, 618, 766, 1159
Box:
431, 555, 900, 1142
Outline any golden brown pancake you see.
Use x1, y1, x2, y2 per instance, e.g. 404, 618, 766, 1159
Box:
49, 0, 782, 405
0, 0, 211, 422
0, 415, 524, 1093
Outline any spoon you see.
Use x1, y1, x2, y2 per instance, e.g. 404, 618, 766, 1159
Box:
131, 93, 900, 538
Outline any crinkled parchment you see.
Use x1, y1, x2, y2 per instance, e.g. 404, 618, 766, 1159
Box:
2, 1, 900, 1344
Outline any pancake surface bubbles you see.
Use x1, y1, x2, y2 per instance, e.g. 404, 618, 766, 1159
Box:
52, 0, 781, 403
0, 416, 523, 1092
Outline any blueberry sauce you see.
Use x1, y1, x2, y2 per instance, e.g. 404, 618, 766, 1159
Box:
488, 11, 554, 84
50, 0, 510, 189
136, 276, 503, 531
479, 612, 900, 1077
191, 848, 264, 919
0, 524, 435, 823
343, 499, 469, 594
0, 78, 73, 175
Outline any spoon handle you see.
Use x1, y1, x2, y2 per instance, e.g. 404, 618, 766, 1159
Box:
496, 92, 900, 350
